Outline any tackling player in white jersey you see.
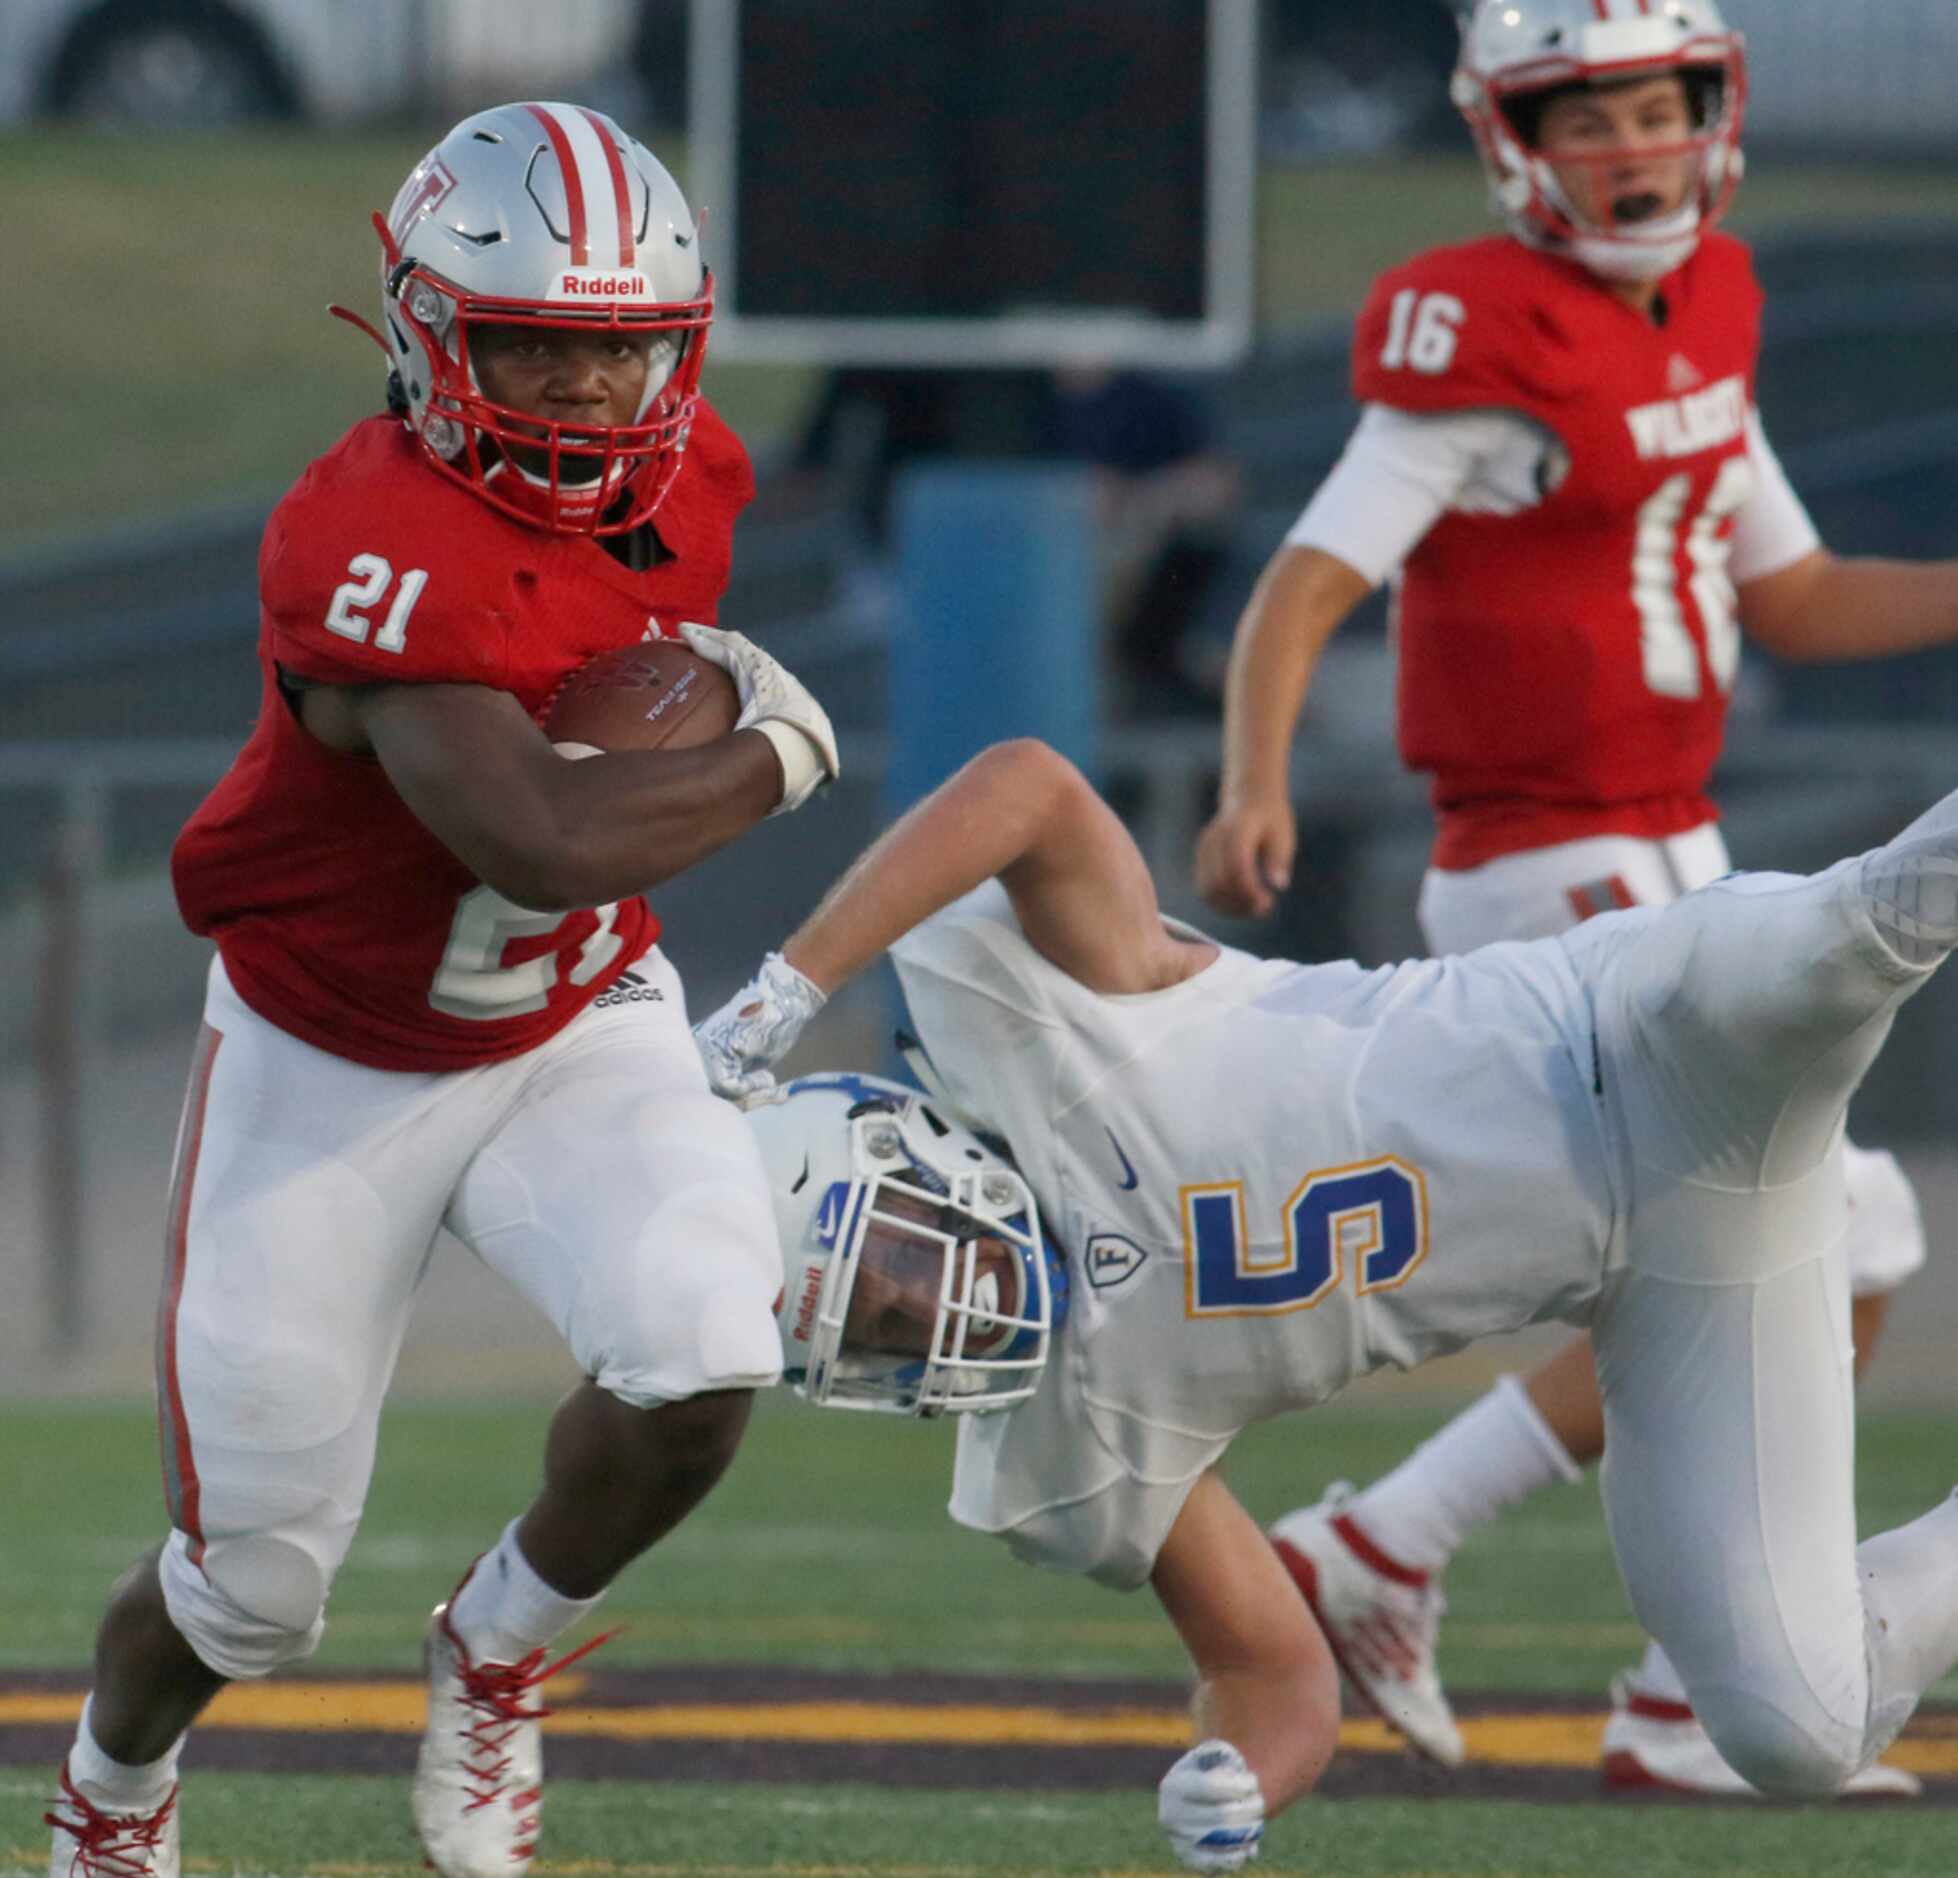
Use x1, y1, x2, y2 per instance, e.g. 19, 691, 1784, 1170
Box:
697, 738, 1958, 1872
1194, 0, 1958, 1792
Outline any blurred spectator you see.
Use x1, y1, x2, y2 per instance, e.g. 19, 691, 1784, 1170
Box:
788, 366, 1054, 545
1047, 363, 1242, 714
788, 364, 1240, 714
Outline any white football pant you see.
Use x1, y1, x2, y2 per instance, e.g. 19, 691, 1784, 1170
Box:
1420, 824, 1924, 1297
1564, 851, 1958, 1793
155, 952, 782, 1678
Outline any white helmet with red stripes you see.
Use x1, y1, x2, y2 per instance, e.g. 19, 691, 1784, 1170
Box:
369, 100, 712, 535
1452, 0, 1746, 281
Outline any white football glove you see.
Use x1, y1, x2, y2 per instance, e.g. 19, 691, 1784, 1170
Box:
693, 951, 828, 1100
678, 622, 840, 815
1158, 1740, 1264, 1873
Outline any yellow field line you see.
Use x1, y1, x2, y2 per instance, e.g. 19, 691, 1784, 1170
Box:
4, 1686, 1954, 1774
5, 1686, 1197, 1744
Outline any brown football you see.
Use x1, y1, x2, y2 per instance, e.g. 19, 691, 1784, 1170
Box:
542, 642, 740, 754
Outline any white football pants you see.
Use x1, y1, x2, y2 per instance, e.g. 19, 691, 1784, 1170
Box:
156, 952, 782, 1672
1421, 825, 1924, 1297
1563, 853, 1958, 1793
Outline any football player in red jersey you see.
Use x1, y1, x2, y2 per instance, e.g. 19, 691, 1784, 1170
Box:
45, 104, 838, 1878
1194, 0, 1958, 1799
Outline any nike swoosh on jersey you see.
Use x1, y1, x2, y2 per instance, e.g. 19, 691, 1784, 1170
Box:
1106, 1127, 1140, 1191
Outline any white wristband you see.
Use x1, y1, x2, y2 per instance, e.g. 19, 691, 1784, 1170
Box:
753, 719, 824, 816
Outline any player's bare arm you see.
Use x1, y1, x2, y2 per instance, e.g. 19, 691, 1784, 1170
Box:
1196, 544, 1372, 920
314, 678, 782, 911
786, 739, 1205, 998
1151, 1471, 1342, 1819
1738, 548, 1958, 662
695, 741, 1213, 1100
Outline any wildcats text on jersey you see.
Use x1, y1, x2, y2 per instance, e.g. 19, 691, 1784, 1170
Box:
1624, 374, 1748, 461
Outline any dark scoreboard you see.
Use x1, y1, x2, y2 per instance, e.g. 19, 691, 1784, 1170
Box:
688, 0, 1256, 366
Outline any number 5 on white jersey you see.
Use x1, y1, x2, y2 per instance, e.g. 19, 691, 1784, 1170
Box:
1183, 1156, 1429, 1316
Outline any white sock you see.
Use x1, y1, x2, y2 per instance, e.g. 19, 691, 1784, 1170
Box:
1632, 1639, 1689, 1704
1348, 1374, 1584, 1572
446, 1520, 606, 1665
65, 1697, 180, 1814
1858, 1491, 1958, 1756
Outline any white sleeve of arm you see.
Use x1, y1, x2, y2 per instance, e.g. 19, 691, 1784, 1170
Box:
1729, 411, 1822, 585
1284, 403, 1556, 588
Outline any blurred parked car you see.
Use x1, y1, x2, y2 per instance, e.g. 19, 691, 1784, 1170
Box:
1259, 0, 1958, 161
1724, 0, 1958, 156
0, 0, 636, 127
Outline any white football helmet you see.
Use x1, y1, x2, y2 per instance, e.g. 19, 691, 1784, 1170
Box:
1452, 0, 1745, 281
340, 100, 712, 535
744, 1073, 1068, 1417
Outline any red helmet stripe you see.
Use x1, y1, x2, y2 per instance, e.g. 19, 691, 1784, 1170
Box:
525, 102, 589, 266
579, 107, 637, 267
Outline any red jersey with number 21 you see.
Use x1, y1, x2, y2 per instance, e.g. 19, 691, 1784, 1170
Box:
173, 408, 755, 1071
1354, 233, 1763, 869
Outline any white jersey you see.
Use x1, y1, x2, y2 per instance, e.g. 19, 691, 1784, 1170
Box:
885, 829, 1958, 1807
891, 883, 1618, 1587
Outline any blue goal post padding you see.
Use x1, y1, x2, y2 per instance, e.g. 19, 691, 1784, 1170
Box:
887, 460, 1102, 823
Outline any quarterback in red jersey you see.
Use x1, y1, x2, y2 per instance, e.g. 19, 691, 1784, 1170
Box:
1196, 0, 1958, 1801
48, 103, 837, 1878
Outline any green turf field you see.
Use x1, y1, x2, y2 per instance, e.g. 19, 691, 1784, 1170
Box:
12, 1777, 1958, 1878
5, 1394, 1956, 1874
10, 125, 1958, 553
11, 1393, 1957, 1687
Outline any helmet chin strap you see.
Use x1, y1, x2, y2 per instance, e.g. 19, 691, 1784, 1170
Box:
504, 441, 624, 495
1568, 204, 1703, 282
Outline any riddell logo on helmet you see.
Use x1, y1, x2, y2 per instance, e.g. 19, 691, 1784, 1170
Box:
791, 1265, 823, 1345
556, 271, 651, 298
